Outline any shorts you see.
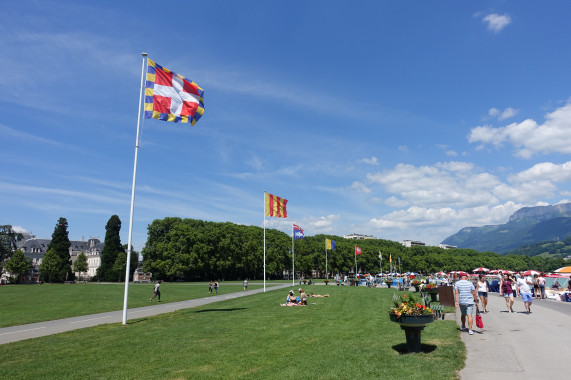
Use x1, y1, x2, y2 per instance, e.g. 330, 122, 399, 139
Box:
521, 293, 533, 303
503, 293, 513, 298
459, 304, 474, 316
478, 291, 488, 298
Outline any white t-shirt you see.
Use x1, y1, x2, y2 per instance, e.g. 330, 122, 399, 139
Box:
477, 280, 488, 292
517, 277, 531, 294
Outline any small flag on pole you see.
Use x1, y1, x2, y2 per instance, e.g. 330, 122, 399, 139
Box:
293, 224, 304, 239
389, 254, 392, 263
379, 251, 382, 260
265, 193, 288, 218
355, 246, 362, 255
144, 59, 205, 125
326, 238, 336, 250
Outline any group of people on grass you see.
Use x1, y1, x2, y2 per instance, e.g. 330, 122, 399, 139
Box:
280, 288, 330, 306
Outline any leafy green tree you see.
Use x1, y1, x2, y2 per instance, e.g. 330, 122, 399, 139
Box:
0, 225, 24, 273
74, 252, 88, 281
112, 248, 138, 282
39, 248, 63, 283
4, 249, 31, 283
97, 215, 125, 281
46, 218, 72, 282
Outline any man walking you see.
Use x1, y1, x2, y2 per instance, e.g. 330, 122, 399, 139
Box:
150, 280, 162, 302
454, 274, 478, 335
516, 271, 534, 313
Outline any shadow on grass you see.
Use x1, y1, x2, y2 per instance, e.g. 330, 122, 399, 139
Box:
392, 343, 437, 354
194, 308, 247, 313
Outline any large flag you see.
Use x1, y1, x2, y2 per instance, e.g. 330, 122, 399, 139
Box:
325, 238, 336, 250
355, 246, 362, 255
144, 58, 205, 125
293, 224, 304, 239
266, 193, 288, 218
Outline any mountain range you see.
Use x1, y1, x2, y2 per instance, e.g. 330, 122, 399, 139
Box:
441, 203, 571, 254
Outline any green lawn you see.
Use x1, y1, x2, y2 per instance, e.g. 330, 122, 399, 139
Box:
0, 286, 465, 379
0, 282, 264, 327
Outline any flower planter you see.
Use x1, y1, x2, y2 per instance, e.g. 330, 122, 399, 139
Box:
389, 313, 435, 353
427, 290, 439, 302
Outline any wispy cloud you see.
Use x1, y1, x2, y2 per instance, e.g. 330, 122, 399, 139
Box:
482, 13, 512, 33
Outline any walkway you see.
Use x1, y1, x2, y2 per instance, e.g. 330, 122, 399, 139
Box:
0, 283, 290, 345
456, 292, 571, 378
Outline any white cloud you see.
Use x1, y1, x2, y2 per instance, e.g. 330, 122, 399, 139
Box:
360, 157, 379, 165
489, 107, 518, 120
350, 181, 371, 194
11, 226, 28, 234
384, 196, 409, 208
498, 107, 518, 120
482, 13, 512, 33
398, 145, 409, 152
508, 161, 571, 184
366, 162, 500, 208
368, 202, 522, 244
469, 103, 571, 158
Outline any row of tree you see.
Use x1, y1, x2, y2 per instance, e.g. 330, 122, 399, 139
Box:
142, 217, 568, 281
0, 215, 137, 283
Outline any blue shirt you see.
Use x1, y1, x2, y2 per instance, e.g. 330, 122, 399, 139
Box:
454, 279, 475, 305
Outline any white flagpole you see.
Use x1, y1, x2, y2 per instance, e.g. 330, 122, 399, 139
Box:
291, 224, 294, 286
263, 191, 266, 292
122, 52, 147, 325
354, 247, 357, 276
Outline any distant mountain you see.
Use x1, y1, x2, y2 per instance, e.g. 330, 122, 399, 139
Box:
441, 203, 571, 253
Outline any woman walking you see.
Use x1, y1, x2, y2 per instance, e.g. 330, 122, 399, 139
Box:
500, 274, 514, 313
477, 275, 489, 313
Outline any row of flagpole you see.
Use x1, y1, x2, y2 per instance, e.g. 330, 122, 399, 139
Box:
122, 53, 400, 324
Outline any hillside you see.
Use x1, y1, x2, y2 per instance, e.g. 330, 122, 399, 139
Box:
503, 236, 571, 258
441, 203, 571, 254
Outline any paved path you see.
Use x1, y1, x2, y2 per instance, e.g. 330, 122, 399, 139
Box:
0, 283, 290, 345
456, 292, 571, 378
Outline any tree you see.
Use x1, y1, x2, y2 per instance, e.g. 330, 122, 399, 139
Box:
97, 215, 125, 282
39, 249, 63, 283
74, 252, 88, 281
0, 225, 24, 273
5, 249, 31, 283
46, 218, 72, 282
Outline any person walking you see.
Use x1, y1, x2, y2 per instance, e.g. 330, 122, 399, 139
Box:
516, 271, 534, 314
477, 275, 489, 313
150, 280, 162, 302
208, 281, 213, 294
214, 281, 219, 294
243, 279, 248, 291
454, 274, 479, 335
533, 274, 540, 299
537, 274, 546, 299
500, 274, 515, 313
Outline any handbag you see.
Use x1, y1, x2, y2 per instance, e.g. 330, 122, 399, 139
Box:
475, 305, 484, 329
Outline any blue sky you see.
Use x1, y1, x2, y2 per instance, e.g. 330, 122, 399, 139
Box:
2, 1, 571, 251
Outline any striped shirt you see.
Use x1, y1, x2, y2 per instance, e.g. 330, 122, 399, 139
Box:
454, 279, 475, 305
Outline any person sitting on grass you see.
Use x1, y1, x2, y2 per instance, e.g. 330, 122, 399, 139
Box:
298, 288, 308, 305
281, 290, 304, 306
309, 292, 330, 297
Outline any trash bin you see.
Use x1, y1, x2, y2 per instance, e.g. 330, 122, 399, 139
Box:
438, 285, 455, 306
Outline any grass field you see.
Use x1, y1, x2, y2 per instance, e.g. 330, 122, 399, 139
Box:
0, 281, 264, 327
0, 286, 465, 379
